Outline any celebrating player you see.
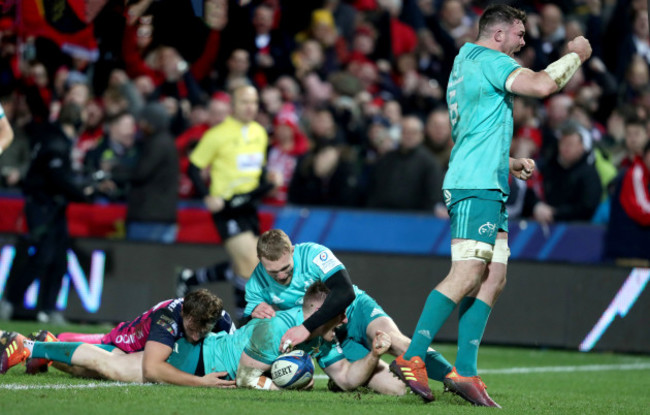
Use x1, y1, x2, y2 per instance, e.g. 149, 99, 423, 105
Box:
245, 229, 454, 389
389, 4, 592, 407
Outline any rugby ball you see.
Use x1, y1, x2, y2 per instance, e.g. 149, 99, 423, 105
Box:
270, 350, 314, 389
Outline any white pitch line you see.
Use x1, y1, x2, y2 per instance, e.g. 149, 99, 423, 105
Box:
3, 363, 650, 388
1, 382, 153, 390
312, 362, 650, 379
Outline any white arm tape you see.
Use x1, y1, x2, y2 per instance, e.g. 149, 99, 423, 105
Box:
505, 68, 523, 93
543, 52, 581, 90
236, 366, 272, 390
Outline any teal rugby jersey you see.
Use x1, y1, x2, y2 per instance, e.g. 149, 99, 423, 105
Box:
244, 242, 364, 317
443, 43, 521, 194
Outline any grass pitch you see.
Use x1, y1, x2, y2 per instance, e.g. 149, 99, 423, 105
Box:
1, 320, 648, 415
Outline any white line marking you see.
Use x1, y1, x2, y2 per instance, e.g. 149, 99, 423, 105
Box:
313, 362, 650, 379
4, 363, 650, 388
1, 382, 153, 390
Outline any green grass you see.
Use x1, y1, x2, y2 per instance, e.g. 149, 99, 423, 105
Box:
1, 321, 649, 415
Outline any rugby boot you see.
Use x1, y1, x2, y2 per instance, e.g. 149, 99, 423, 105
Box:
25, 330, 59, 374
389, 354, 434, 402
443, 367, 501, 408
0, 331, 30, 374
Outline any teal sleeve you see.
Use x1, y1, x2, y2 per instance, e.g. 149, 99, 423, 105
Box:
244, 270, 267, 317
307, 340, 346, 369
482, 53, 521, 91
305, 244, 346, 282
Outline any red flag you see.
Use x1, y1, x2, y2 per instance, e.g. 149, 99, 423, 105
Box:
19, 0, 100, 61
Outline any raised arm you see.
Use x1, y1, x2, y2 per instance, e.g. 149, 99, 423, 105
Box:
508, 36, 592, 98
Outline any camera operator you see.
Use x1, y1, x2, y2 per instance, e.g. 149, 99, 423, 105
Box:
0, 103, 95, 324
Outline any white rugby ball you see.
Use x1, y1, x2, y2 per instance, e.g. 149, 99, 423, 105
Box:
271, 350, 314, 389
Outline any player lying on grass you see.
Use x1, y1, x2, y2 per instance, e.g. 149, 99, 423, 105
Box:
0, 289, 236, 387
1, 282, 404, 394
245, 229, 453, 393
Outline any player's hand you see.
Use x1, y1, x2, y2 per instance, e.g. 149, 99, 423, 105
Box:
371, 330, 391, 357
510, 158, 536, 181
204, 195, 225, 213
251, 302, 276, 319
201, 371, 237, 388
567, 36, 592, 63
279, 325, 310, 352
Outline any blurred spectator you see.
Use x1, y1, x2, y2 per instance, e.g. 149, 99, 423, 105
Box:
126, 102, 179, 244
604, 141, 650, 262
423, 107, 453, 172
71, 98, 105, 173
218, 48, 253, 93
0, 97, 24, 189
534, 122, 603, 224
621, 115, 650, 168
527, 3, 566, 71
177, 92, 231, 199
613, 9, 649, 82
0, 103, 94, 324
540, 93, 574, 163
245, 3, 294, 88
367, 115, 443, 212
288, 142, 362, 207
324, 0, 358, 44
264, 116, 310, 206
306, 107, 346, 147
84, 111, 139, 201
436, 0, 476, 49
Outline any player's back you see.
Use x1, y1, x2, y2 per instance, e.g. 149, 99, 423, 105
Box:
444, 43, 520, 193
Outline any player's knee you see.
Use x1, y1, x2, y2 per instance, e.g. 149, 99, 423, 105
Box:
451, 240, 494, 263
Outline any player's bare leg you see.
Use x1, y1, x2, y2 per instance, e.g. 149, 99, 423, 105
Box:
68, 344, 144, 382
365, 360, 406, 396
223, 231, 259, 279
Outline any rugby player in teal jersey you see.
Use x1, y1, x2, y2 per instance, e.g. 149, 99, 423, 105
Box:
389, 3, 592, 407
244, 229, 454, 390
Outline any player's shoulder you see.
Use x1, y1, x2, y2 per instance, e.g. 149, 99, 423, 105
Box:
204, 116, 237, 138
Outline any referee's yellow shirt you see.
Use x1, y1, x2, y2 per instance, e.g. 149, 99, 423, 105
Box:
190, 116, 268, 200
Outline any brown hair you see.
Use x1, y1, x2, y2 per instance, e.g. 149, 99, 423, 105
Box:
257, 229, 292, 260
478, 4, 527, 39
302, 281, 330, 313
182, 288, 223, 328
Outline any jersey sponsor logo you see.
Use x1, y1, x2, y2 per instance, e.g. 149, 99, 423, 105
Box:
478, 222, 497, 237
115, 333, 137, 344
156, 315, 178, 336
236, 153, 264, 172
312, 250, 342, 274
271, 294, 284, 304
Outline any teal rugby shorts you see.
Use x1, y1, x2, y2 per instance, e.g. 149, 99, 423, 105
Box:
444, 189, 508, 245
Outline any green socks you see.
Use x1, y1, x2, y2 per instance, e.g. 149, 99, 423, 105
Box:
405, 290, 456, 360
424, 349, 454, 382
31, 342, 117, 365
32, 342, 83, 365
456, 297, 491, 377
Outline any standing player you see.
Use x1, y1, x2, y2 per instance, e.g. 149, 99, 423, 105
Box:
2, 289, 236, 387
180, 85, 279, 320
245, 229, 454, 388
389, 4, 592, 407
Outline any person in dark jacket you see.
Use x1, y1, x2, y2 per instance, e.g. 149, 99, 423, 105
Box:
0, 103, 94, 324
533, 123, 602, 224
126, 102, 179, 243
366, 116, 443, 211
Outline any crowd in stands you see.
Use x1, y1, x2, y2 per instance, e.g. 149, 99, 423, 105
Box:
0, 0, 648, 258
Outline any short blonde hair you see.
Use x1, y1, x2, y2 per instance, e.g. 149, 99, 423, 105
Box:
257, 229, 292, 261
